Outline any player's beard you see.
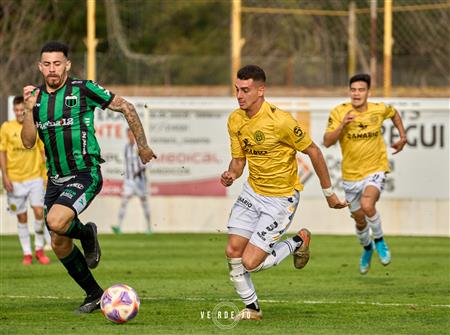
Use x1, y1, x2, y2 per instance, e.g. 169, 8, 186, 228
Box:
45, 73, 67, 89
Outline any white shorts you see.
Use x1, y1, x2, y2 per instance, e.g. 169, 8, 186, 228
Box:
123, 178, 148, 198
227, 182, 300, 253
342, 171, 386, 212
7, 178, 45, 215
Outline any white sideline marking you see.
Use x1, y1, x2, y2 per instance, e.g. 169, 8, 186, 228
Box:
2, 295, 449, 309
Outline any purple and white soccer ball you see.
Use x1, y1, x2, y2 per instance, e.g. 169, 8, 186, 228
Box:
100, 284, 140, 323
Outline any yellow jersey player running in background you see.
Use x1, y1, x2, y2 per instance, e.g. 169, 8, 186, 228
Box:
323, 73, 407, 275
0, 96, 51, 265
221, 65, 347, 320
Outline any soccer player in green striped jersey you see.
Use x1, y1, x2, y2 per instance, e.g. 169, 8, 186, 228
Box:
21, 41, 157, 313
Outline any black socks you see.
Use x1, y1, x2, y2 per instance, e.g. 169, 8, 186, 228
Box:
60, 245, 102, 296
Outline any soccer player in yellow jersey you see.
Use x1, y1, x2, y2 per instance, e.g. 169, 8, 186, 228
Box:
323, 74, 407, 275
0, 96, 51, 265
221, 65, 347, 320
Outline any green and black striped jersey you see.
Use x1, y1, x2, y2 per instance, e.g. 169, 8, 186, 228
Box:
33, 77, 114, 177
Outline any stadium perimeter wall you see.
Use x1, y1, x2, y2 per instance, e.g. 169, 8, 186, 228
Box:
1, 97, 449, 236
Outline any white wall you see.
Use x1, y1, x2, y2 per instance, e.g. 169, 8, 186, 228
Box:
1, 195, 448, 236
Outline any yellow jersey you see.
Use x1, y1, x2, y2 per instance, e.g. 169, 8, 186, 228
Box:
228, 101, 312, 196
0, 120, 44, 182
326, 102, 396, 181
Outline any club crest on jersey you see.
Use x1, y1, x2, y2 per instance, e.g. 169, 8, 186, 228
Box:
65, 95, 78, 108
254, 130, 265, 144
370, 115, 379, 124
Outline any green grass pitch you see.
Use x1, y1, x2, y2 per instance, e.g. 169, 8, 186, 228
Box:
0, 233, 448, 334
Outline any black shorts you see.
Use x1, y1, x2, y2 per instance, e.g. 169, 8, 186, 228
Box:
44, 167, 103, 219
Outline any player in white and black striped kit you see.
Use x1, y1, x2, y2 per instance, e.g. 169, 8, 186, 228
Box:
112, 128, 151, 234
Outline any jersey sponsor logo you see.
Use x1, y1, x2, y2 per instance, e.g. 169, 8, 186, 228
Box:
61, 189, 76, 199
67, 183, 84, 190
91, 81, 110, 96
266, 221, 278, 232
73, 193, 87, 214
81, 131, 87, 154
347, 130, 379, 140
242, 138, 251, 148
257, 230, 267, 241
357, 123, 368, 130
242, 138, 268, 155
238, 196, 252, 208
328, 117, 333, 126
36, 118, 74, 130
65, 95, 78, 108
293, 126, 304, 138
253, 130, 265, 144
244, 147, 268, 155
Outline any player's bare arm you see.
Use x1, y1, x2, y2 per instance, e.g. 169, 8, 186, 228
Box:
21, 86, 39, 149
323, 111, 356, 147
390, 111, 407, 154
0, 151, 13, 192
301, 142, 348, 209
221, 157, 246, 187
108, 95, 157, 163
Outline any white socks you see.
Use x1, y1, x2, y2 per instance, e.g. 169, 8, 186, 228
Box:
228, 257, 258, 305
141, 199, 151, 229
258, 238, 300, 271
366, 211, 383, 239
17, 223, 32, 255
33, 220, 45, 250
118, 197, 151, 230
356, 225, 371, 247
44, 225, 52, 246
117, 197, 129, 228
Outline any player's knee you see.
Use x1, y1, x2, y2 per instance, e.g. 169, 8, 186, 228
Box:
33, 207, 44, 220
242, 258, 262, 272
360, 200, 376, 217
352, 213, 367, 230
46, 212, 67, 234
17, 212, 27, 223
226, 244, 242, 258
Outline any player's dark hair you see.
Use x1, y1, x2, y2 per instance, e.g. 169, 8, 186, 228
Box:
349, 73, 371, 89
13, 96, 24, 105
237, 65, 266, 83
40, 41, 69, 57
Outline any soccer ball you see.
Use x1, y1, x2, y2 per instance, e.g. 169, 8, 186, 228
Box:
100, 284, 140, 323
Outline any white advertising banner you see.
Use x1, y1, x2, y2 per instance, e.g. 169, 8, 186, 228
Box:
95, 97, 449, 199
7, 96, 449, 199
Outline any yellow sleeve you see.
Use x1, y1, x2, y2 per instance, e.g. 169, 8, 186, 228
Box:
227, 119, 245, 158
279, 113, 312, 152
384, 104, 397, 119
326, 108, 341, 132
0, 123, 7, 152
37, 136, 45, 151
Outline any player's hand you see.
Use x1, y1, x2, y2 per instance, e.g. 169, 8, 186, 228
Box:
342, 111, 356, 126
325, 193, 348, 209
2, 175, 13, 193
391, 137, 407, 155
221, 171, 235, 187
23, 85, 39, 112
138, 146, 157, 164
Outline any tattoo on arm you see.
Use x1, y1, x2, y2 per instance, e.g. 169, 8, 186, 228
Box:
108, 95, 149, 149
